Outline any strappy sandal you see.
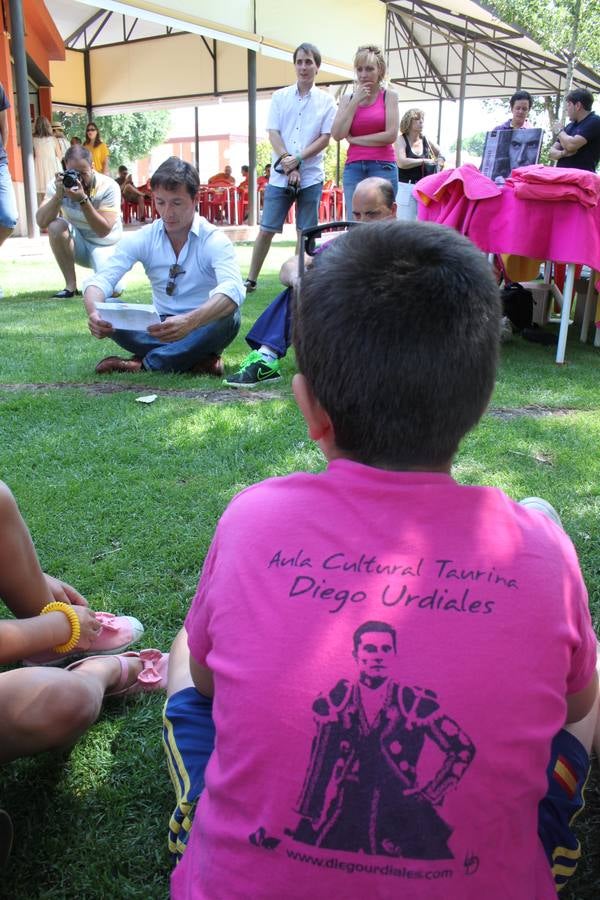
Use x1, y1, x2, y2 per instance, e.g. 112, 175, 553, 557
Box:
66, 649, 169, 697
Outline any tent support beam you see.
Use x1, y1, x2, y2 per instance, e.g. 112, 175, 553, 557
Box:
248, 49, 257, 226
9, 0, 38, 238
455, 41, 468, 167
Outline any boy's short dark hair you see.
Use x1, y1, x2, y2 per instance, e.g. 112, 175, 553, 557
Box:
150, 156, 199, 200
293, 221, 500, 469
566, 88, 594, 111
509, 90, 533, 109
293, 43, 321, 69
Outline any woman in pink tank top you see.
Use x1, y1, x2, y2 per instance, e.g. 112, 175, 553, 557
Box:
332, 45, 399, 215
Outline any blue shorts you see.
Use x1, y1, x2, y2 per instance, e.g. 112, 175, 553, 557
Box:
162, 687, 215, 862
260, 182, 322, 233
538, 728, 590, 891
67, 221, 120, 271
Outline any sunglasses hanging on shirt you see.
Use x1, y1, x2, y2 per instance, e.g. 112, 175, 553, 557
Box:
166, 264, 186, 296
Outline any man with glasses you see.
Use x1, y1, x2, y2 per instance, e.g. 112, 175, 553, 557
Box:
82, 156, 244, 375
36, 144, 122, 299
224, 177, 397, 387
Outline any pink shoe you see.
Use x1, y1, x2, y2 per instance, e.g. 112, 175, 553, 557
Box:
22, 612, 144, 667
66, 649, 169, 697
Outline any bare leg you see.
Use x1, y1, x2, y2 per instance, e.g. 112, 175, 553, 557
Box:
247, 229, 276, 282
167, 627, 194, 697
0, 483, 53, 617
0, 655, 143, 764
0, 224, 13, 247
47, 218, 77, 292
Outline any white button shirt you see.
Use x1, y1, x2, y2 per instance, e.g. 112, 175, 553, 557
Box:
83, 214, 245, 316
267, 84, 336, 189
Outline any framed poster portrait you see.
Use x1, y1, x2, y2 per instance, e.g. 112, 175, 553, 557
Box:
480, 128, 544, 181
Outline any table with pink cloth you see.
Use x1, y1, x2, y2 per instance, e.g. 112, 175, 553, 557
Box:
415, 164, 600, 363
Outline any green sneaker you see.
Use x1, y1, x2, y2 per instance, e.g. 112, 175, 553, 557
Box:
223, 351, 282, 388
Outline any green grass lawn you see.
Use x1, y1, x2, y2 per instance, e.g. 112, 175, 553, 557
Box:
0, 242, 599, 898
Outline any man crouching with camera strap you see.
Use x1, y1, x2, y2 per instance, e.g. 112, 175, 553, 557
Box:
36, 144, 123, 299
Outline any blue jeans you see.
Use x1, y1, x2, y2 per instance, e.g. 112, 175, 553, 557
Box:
110, 308, 241, 372
343, 160, 399, 215
0, 163, 17, 230
246, 287, 293, 358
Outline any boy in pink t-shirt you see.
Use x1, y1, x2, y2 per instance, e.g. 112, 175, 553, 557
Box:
165, 220, 598, 899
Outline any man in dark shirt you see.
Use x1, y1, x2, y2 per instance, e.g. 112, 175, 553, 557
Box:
550, 88, 600, 172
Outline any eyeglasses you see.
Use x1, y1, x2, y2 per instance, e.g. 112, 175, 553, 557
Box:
166, 264, 186, 296
86, 128, 97, 133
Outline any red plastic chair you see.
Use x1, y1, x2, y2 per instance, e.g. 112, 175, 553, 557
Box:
206, 186, 231, 224
121, 198, 145, 224
333, 187, 344, 220
236, 186, 248, 225
318, 185, 335, 223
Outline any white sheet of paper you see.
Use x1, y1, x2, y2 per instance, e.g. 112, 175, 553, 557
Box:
97, 302, 161, 331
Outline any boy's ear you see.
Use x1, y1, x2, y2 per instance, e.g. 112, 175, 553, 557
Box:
292, 373, 335, 445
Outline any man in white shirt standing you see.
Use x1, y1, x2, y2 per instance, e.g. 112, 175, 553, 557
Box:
83, 157, 245, 375
244, 42, 336, 292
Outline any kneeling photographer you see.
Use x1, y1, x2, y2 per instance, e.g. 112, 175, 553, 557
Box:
36, 145, 123, 299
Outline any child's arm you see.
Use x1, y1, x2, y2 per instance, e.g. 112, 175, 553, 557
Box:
0, 605, 100, 666
189, 655, 214, 699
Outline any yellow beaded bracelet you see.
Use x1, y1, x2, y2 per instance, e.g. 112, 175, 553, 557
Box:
40, 601, 81, 654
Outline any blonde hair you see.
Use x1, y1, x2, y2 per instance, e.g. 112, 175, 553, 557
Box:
354, 45, 386, 83
400, 108, 425, 135
33, 115, 53, 138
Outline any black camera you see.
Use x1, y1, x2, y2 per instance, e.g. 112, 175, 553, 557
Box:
62, 169, 81, 189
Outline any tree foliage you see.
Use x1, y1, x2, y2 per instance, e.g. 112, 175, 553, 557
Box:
54, 110, 171, 170
487, 0, 600, 72
450, 131, 487, 155
255, 139, 272, 173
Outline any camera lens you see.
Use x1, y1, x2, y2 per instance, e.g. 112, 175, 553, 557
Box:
62, 170, 79, 189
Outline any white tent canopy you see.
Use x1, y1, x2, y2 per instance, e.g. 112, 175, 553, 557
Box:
385, 0, 600, 101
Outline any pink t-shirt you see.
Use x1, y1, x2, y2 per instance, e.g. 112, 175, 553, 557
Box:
173, 461, 596, 900
346, 90, 397, 164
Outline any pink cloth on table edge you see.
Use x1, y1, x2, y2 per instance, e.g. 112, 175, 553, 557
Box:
415, 164, 501, 205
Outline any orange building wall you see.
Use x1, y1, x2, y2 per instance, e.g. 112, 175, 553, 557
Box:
0, 0, 65, 181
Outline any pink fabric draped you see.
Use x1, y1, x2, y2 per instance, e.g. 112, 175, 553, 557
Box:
416, 165, 600, 273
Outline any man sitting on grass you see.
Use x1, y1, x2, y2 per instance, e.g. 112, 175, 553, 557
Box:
165, 220, 599, 899
224, 176, 397, 388
83, 156, 245, 375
